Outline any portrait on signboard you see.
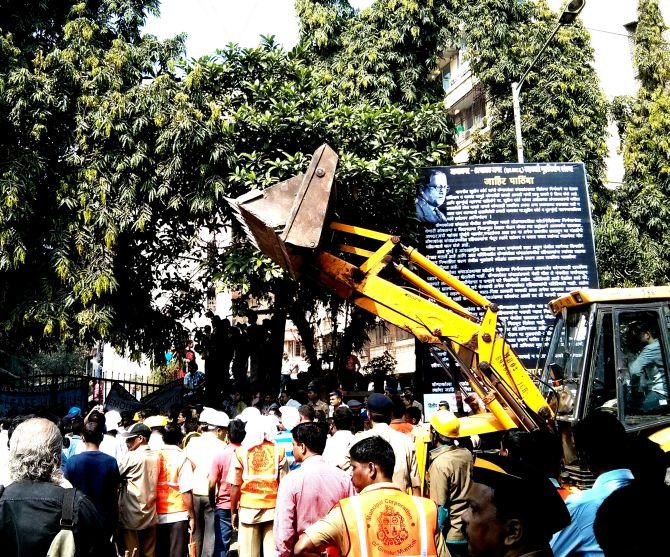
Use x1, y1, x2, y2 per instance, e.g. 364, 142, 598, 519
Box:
416, 169, 450, 224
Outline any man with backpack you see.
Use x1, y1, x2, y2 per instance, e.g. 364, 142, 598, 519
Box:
0, 417, 111, 556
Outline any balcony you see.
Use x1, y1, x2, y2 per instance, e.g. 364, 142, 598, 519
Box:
444, 62, 479, 111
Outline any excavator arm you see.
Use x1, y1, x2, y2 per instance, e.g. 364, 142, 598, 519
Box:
228, 144, 554, 436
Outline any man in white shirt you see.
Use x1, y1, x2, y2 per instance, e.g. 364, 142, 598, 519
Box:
328, 389, 344, 418
323, 406, 354, 471
185, 408, 229, 557
346, 393, 420, 495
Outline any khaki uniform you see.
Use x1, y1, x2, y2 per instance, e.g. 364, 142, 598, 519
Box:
118, 445, 161, 557
427, 444, 473, 542
304, 482, 449, 557
308, 399, 329, 416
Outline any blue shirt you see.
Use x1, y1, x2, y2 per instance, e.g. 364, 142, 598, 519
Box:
630, 339, 666, 395
64, 450, 121, 525
551, 468, 634, 557
275, 431, 299, 471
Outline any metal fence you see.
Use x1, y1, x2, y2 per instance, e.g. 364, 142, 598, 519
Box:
20, 370, 165, 403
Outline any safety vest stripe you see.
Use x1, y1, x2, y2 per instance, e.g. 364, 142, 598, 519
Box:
412, 496, 429, 557
349, 496, 369, 557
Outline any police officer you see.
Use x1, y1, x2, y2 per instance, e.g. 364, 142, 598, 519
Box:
427, 410, 473, 557
295, 436, 449, 556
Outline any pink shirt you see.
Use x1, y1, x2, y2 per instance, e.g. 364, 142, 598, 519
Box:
209, 443, 238, 510
273, 455, 355, 557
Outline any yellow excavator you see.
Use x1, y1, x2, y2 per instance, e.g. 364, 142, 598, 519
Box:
228, 144, 670, 483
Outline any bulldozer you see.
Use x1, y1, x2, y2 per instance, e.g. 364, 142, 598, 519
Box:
228, 144, 670, 484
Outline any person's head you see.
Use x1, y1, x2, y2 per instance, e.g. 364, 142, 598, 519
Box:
298, 404, 315, 423
463, 462, 570, 557
233, 391, 242, 402
594, 481, 670, 557
627, 437, 667, 485
366, 393, 393, 425
629, 320, 658, 347
404, 406, 422, 426
69, 415, 84, 436
124, 423, 151, 451
283, 352, 289, 361
81, 420, 104, 447
280, 406, 301, 432
200, 409, 230, 440
278, 392, 290, 406
421, 170, 449, 207
120, 411, 135, 429
329, 390, 343, 409
573, 411, 627, 474
9, 418, 63, 484
228, 419, 246, 445
306, 382, 319, 403
177, 409, 188, 425
430, 410, 460, 447
292, 422, 328, 462
184, 417, 200, 434
332, 406, 353, 433
263, 392, 274, 405
349, 436, 395, 492
500, 429, 562, 481
162, 423, 184, 446
402, 389, 414, 404
391, 395, 406, 420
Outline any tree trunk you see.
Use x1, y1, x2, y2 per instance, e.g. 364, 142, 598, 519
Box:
288, 304, 319, 371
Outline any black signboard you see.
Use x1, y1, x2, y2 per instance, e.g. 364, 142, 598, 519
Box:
140, 379, 184, 411
105, 382, 142, 413
0, 380, 88, 415
415, 162, 598, 419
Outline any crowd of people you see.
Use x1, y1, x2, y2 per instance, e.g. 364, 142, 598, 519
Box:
0, 383, 668, 557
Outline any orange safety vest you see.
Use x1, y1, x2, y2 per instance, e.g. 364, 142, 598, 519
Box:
339, 488, 438, 557
236, 441, 284, 510
157, 447, 188, 515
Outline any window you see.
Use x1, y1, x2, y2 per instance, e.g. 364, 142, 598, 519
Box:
616, 310, 670, 426
543, 308, 590, 418
586, 313, 617, 415
441, 65, 452, 92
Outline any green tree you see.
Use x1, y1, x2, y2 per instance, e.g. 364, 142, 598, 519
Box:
1, 1, 452, 362
462, 0, 610, 213
0, 0, 185, 357
602, 0, 670, 286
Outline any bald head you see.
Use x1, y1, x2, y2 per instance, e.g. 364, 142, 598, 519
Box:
9, 418, 63, 483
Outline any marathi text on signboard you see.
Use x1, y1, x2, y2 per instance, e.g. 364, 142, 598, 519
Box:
416, 162, 599, 418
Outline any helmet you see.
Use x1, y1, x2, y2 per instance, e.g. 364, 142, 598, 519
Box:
430, 410, 460, 438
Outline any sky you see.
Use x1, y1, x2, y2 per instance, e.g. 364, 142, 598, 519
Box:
144, 0, 375, 58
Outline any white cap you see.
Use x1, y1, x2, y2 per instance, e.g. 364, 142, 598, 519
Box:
279, 406, 300, 432
105, 410, 121, 432
237, 406, 261, 423
200, 408, 230, 428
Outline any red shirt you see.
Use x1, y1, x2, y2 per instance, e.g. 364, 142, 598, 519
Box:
209, 443, 239, 510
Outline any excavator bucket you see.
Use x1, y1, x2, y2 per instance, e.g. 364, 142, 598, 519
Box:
227, 144, 338, 277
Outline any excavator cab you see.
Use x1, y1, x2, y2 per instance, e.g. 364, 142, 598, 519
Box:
541, 288, 670, 460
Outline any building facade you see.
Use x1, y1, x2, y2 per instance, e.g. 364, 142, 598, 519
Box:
442, 0, 670, 186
